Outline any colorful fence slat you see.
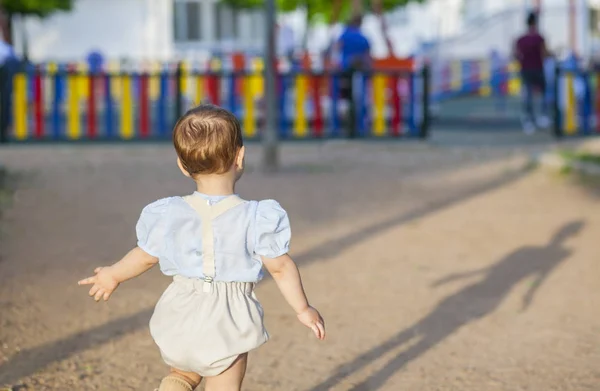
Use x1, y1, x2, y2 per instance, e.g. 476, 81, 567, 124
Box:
479, 60, 492, 97
52, 73, 62, 139
13, 74, 28, 140
564, 73, 578, 135
507, 61, 521, 96
311, 75, 323, 137
158, 71, 169, 136
372, 73, 386, 136
87, 74, 97, 139
390, 76, 402, 136
121, 75, 134, 139
450, 60, 461, 92
67, 73, 80, 140
104, 74, 114, 138
294, 74, 308, 138
34, 70, 44, 139
207, 74, 220, 105
243, 74, 256, 138
195, 75, 204, 105
330, 75, 340, 137
596, 75, 600, 133
139, 73, 150, 138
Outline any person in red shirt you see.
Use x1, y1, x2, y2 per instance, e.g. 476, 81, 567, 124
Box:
514, 12, 550, 134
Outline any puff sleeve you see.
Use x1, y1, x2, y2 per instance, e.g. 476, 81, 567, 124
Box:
254, 200, 291, 258
135, 198, 170, 258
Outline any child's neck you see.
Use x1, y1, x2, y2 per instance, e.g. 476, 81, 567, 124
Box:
194, 174, 235, 196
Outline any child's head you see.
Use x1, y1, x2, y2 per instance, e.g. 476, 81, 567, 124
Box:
173, 104, 244, 180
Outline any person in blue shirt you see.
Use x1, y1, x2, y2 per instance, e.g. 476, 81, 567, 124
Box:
336, 14, 371, 138
338, 14, 372, 71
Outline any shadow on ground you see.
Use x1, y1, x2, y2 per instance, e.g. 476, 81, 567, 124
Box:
309, 221, 584, 391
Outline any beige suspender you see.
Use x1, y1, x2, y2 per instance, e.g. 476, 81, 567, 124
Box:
183, 194, 245, 292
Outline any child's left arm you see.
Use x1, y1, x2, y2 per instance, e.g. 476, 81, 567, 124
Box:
78, 247, 158, 302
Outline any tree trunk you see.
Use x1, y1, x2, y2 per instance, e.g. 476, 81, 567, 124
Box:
6, 13, 13, 45
372, 0, 394, 57
301, 3, 310, 50
20, 15, 29, 61
330, 0, 343, 25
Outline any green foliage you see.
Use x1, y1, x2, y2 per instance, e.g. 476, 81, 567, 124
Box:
1, 0, 73, 17
220, 0, 424, 24
559, 150, 600, 166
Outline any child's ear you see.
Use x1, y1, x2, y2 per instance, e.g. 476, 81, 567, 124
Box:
236, 146, 246, 169
177, 158, 192, 178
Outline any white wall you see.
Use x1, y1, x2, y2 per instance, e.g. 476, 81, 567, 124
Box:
12, 0, 261, 63
13, 0, 155, 62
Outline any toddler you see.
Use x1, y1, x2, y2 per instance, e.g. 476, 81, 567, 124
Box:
78, 104, 325, 391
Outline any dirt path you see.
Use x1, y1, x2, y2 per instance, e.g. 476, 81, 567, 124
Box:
0, 142, 599, 391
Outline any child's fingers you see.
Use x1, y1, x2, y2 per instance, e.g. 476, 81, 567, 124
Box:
78, 276, 96, 286
310, 324, 321, 339
315, 321, 326, 340
94, 267, 103, 273
88, 285, 99, 297
103, 291, 111, 301
94, 289, 105, 302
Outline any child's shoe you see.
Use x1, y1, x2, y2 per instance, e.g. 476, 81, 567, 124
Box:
157, 375, 193, 391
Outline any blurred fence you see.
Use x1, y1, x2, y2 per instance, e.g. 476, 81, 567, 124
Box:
7, 64, 429, 141
431, 58, 540, 102
6, 53, 600, 142
554, 68, 600, 137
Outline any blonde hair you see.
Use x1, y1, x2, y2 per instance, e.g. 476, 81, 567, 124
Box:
173, 104, 243, 176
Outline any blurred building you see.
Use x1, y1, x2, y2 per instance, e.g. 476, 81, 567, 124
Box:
9, 0, 599, 63
10, 0, 268, 62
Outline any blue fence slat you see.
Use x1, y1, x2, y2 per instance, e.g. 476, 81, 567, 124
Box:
158, 71, 168, 136
104, 73, 114, 137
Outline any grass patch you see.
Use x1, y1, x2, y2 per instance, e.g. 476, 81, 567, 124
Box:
559, 150, 600, 166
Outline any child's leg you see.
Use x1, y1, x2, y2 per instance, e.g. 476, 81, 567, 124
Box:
204, 353, 248, 391
157, 368, 202, 391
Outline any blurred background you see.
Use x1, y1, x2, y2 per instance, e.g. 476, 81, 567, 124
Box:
1, 1, 600, 391
1, 0, 600, 143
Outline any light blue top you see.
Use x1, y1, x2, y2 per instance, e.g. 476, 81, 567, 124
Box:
136, 192, 291, 282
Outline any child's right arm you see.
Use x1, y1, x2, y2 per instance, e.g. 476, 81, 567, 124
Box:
78, 247, 158, 302
262, 254, 325, 340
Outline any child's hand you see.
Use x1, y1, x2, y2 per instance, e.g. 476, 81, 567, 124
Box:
78, 267, 120, 302
297, 306, 325, 340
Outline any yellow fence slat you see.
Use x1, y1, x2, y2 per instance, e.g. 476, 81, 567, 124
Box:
67, 74, 80, 139
13, 74, 28, 140
243, 75, 256, 138
294, 75, 308, 137
121, 75, 133, 139
565, 74, 577, 135
373, 74, 386, 136
507, 61, 521, 96
479, 60, 492, 97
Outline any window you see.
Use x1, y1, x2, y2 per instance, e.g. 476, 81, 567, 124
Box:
214, 3, 239, 40
249, 10, 264, 43
174, 0, 203, 42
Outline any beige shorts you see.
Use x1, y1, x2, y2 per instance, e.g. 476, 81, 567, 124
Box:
149, 275, 269, 377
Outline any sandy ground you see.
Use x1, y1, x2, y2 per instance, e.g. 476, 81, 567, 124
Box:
0, 138, 599, 391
